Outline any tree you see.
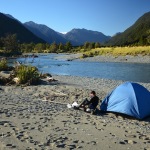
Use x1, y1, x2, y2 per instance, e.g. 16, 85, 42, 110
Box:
65, 41, 72, 51
95, 42, 101, 48
139, 36, 147, 46
84, 42, 90, 49
34, 43, 45, 53
59, 43, 64, 50
50, 42, 58, 53
2, 34, 20, 53
0, 38, 3, 49
45, 43, 50, 50
20, 43, 35, 53
89, 42, 95, 49
147, 35, 150, 45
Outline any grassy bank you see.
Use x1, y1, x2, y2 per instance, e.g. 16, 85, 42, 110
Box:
80, 46, 150, 58
0, 59, 41, 85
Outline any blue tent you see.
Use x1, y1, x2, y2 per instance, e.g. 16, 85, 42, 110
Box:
100, 82, 150, 119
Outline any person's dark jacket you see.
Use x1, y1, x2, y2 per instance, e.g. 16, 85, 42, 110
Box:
86, 96, 99, 109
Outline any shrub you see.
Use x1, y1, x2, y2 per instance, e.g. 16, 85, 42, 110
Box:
0, 58, 8, 71
15, 65, 40, 85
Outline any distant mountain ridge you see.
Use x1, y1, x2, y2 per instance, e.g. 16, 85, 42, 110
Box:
1, 11, 150, 46
107, 11, 150, 46
24, 21, 67, 44
63, 28, 111, 45
1, 12, 111, 45
0, 13, 45, 43
24, 23, 111, 45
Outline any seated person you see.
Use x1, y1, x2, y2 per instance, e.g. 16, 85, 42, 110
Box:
79, 91, 99, 112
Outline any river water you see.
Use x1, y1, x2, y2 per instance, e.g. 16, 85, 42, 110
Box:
15, 54, 150, 83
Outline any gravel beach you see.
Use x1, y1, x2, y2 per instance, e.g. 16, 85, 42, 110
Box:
0, 76, 150, 150
55, 53, 150, 63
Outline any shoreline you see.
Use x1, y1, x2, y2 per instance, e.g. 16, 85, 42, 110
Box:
0, 76, 150, 149
2, 53, 150, 64
54, 53, 150, 64
53, 75, 150, 91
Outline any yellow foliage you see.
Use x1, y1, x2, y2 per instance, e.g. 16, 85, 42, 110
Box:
81, 46, 150, 58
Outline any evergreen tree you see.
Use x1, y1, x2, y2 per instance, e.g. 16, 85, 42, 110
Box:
89, 42, 95, 49
84, 42, 90, 49
59, 43, 64, 50
95, 42, 101, 48
50, 42, 58, 52
65, 41, 72, 51
2, 34, 20, 53
34, 43, 45, 52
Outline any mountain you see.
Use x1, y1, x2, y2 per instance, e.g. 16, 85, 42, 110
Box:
108, 12, 150, 46
5, 14, 18, 21
24, 22, 110, 46
63, 28, 111, 45
24, 21, 67, 44
0, 13, 45, 43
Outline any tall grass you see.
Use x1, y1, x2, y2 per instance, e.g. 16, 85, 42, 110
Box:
0, 58, 8, 71
81, 46, 150, 58
15, 65, 40, 84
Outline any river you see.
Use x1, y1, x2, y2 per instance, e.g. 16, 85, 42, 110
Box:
15, 54, 150, 83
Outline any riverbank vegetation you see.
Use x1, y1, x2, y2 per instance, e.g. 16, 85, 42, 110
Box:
0, 58, 54, 85
0, 58, 8, 71
20, 42, 150, 57
0, 34, 22, 56
0, 34, 73, 56
0, 33, 150, 58
79, 46, 150, 58
14, 65, 40, 84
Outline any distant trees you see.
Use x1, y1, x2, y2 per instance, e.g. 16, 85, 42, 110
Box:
83, 42, 101, 50
95, 42, 101, 48
65, 41, 72, 51
49, 42, 58, 53
18, 41, 73, 53
0, 38, 3, 49
0, 34, 21, 55
3, 34, 19, 51
147, 35, 150, 45
84, 42, 90, 49
58, 43, 64, 51
34, 43, 45, 53
20, 43, 35, 53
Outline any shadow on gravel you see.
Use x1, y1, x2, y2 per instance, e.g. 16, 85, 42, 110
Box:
98, 111, 150, 123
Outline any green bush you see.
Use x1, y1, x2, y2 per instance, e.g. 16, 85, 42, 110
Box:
15, 65, 40, 85
0, 58, 8, 71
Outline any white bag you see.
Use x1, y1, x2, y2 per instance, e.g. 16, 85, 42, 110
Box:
67, 101, 79, 109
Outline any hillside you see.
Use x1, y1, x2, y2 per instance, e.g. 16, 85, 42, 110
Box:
24, 21, 67, 44
0, 13, 45, 43
64, 28, 111, 45
108, 12, 150, 46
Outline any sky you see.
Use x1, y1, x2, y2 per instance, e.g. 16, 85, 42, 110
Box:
0, 0, 150, 36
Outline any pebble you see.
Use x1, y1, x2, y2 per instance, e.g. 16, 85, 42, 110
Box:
50, 142, 56, 147
126, 140, 136, 144
6, 143, 13, 147
119, 141, 126, 144
126, 134, 137, 138
144, 148, 150, 150
4, 123, 9, 127
56, 144, 66, 148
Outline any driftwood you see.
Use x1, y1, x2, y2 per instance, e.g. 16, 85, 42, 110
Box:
41, 99, 68, 105
0, 71, 12, 79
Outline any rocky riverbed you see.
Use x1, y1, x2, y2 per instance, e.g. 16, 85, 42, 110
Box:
0, 76, 150, 150
55, 53, 150, 63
